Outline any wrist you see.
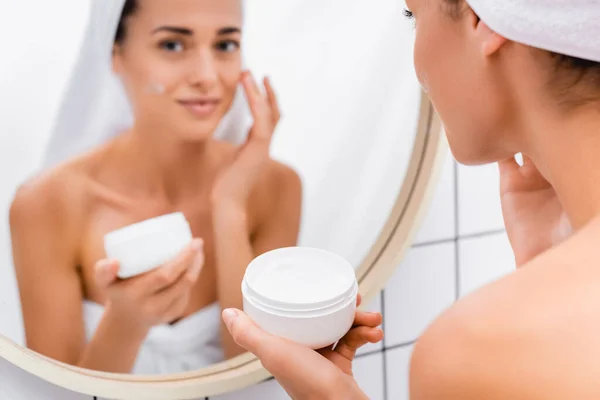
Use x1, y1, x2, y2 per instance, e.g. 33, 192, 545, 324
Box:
104, 304, 150, 343
340, 377, 368, 400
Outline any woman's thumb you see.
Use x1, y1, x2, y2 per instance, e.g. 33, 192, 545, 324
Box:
94, 259, 119, 288
222, 309, 267, 356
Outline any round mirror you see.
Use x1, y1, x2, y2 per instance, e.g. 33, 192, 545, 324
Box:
0, 0, 444, 398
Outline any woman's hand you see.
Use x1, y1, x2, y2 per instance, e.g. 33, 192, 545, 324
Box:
211, 71, 280, 212
499, 155, 571, 267
94, 239, 204, 334
222, 294, 383, 400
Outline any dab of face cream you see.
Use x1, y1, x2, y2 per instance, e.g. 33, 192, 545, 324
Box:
145, 82, 165, 95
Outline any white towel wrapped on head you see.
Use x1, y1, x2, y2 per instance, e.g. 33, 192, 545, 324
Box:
466, 0, 600, 63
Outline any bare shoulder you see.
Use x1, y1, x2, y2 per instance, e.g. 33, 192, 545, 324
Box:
254, 159, 303, 223
264, 158, 303, 195
9, 154, 96, 241
410, 221, 600, 399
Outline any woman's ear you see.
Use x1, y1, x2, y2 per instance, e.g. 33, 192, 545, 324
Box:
476, 21, 508, 56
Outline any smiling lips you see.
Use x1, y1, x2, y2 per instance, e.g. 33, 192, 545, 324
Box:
177, 98, 220, 118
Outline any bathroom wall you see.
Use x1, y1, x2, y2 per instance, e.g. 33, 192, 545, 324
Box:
0, 152, 516, 399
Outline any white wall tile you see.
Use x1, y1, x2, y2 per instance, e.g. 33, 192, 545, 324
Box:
414, 154, 456, 244
211, 378, 290, 400
457, 164, 504, 236
383, 243, 456, 347
458, 232, 515, 297
354, 353, 385, 400
356, 293, 383, 356
0, 357, 91, 400
385, 345, 413, 400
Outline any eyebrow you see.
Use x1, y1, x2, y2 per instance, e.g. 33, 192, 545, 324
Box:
151, 26, 241, 36
217, 27, 241, 35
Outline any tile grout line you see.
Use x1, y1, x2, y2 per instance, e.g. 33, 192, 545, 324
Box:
453, 160, 461, 301
412, 228, 506, 249
383, 339, 418, 353
380, 289, 389, 400
356, 339, 418, 360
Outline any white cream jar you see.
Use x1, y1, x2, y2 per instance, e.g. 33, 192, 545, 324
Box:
242, 247, 358, 349
104, 212, 193, 279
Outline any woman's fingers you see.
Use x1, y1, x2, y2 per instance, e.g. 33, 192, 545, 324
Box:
144, 239, 203, 294
334, 326, 384, 361
241, 71, 265, 118
264, 76, 281, 124
356, 293, 362, 308
145, 257, 201, 320
241, 71, 276, 140
243, 70, 262, 97
353, 310, 382, 329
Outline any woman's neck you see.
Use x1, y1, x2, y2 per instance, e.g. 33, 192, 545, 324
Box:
109, 124, 221, 204
524, 103, 600, 230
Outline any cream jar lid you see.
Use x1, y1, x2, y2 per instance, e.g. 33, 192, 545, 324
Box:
243, 247, 357, 313
104, 212, 190, 247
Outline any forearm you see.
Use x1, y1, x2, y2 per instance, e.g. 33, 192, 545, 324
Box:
212, 205, 254, 358
77, 306, 148, 373
331, 381, 369, 400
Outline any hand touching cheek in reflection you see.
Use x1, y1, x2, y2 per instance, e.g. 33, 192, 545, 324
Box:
211, 71, 281, 210
208, 71, 303, 359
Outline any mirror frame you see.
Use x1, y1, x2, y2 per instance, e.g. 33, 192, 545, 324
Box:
0, 90, 446, 400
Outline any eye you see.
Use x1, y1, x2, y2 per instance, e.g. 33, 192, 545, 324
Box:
216, 40, 240, 53
159, 40, 184, 52
403, 8, 414, 19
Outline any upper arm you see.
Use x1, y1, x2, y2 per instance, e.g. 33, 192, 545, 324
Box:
251, 162, 302, 255
9, 176, 85, 364
409, 311, 484, 400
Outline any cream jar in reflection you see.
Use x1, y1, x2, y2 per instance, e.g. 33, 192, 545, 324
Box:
242, 247, 358, 349
104, 212, 193, 279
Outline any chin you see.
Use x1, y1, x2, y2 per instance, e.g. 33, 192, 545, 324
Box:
449, 143, 509, 167
175, 119, 219, 141
446, 131, 494, 166
180, 129, 214, 142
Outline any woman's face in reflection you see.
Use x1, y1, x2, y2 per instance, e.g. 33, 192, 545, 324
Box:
112, 0, 243, 142
405, 0, 515, 165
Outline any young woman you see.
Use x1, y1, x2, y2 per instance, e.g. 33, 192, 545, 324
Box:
9, 0, 303, 374
221, 0, 600, 398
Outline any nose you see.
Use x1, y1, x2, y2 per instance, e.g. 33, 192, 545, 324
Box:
188, 49, 218, 91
